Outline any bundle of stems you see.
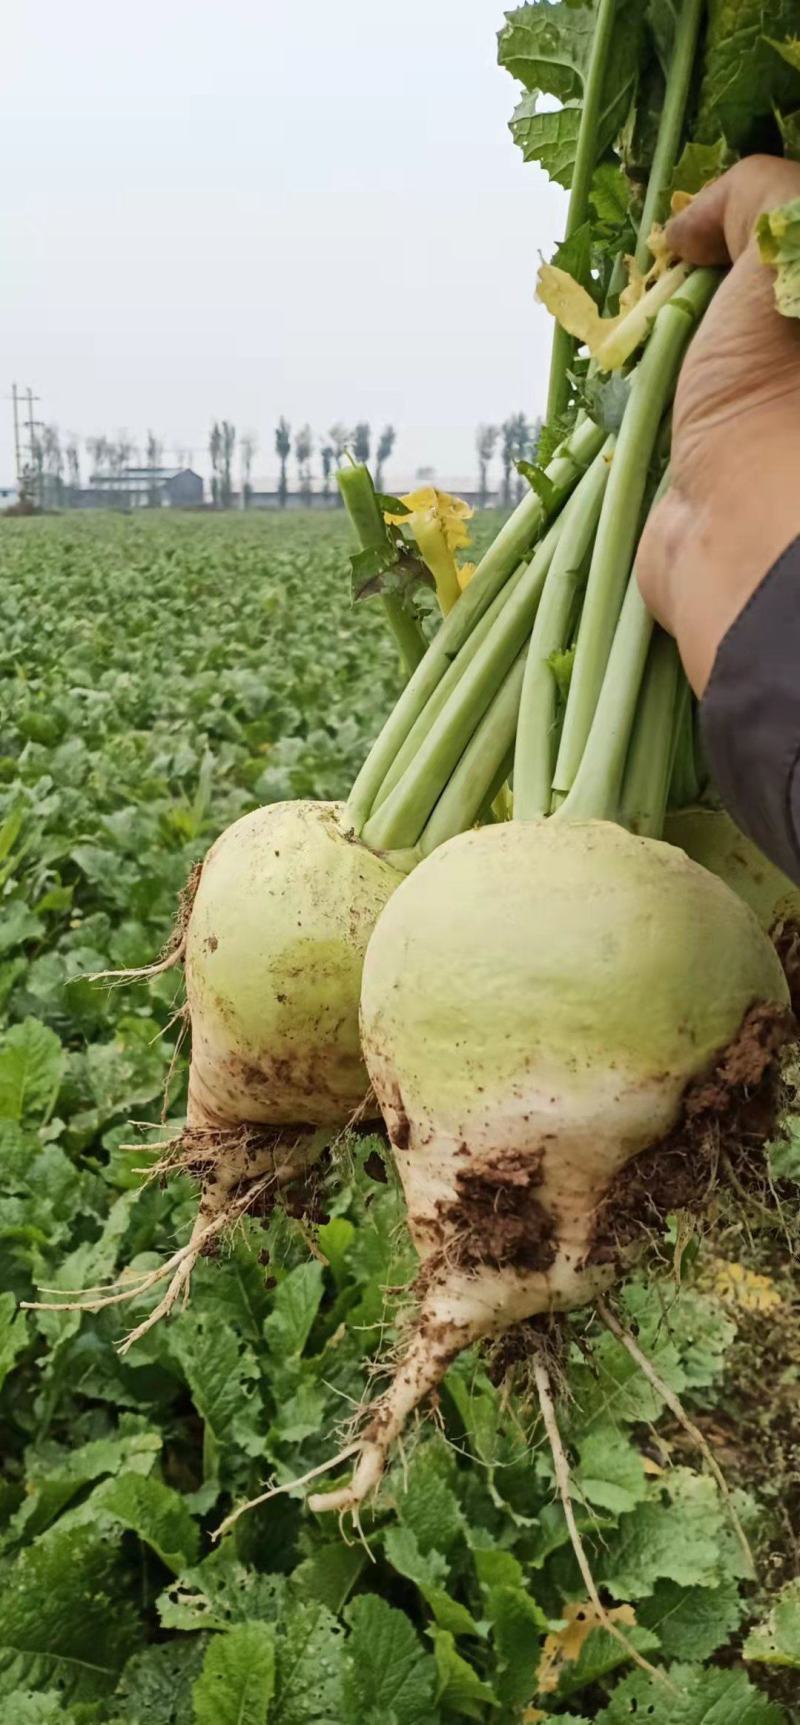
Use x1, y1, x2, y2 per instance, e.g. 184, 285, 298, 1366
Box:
339, 0, 712, 861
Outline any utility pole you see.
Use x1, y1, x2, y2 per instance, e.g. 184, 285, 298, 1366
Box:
11, 384, 22, 487
6, 383, 41, 504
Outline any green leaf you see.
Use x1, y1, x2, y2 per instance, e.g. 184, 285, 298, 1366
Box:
551, 219, 595, 290
638, 1580, 743, 1663
161, 1309, 265, 1467
0, 1292, 28, 1394
0, 1021, 64, 1124
583, 370, 631, 433
595, 1662, 786, 1723
576, 1425, 648, 1516
556, 1618, 661, 1699
547, 646, 576, 702
344, 1596, 437, 1724
744, 1577, 800, 1667
193, 1623, 276, 1725
769, 1114, 800, 1181
696, 0, 800, 149
498, 3, 598, 102
516, 461, 558, 511
350, 544, 430, 605
509, 99, 583, 189
0, 1527, 140, 1701
29, 1190, 139, 1352
568, 1322, 684, 1431
88, 1472, 200, 1574
769, 35, 800, 72
4, 1427, 162, 1547
671, 138, 732, 195
263, 1261, 324, 1358
431, 1629, 496, 1718
273, 1602, 347, 1725
485, 1585, 548, 1711
0, 1695, 87, 1725
589, 162, 632, 225
384, 1525, 481, 1637
0, 904, 42, 958
599, 1471, 741, 1600
395, 1442, 465, 1557
500, 0, 643, 187
157, 1548, 285, 1634
289, 1543, 366, 1616
777, 106, 800, 161
111, 1639, 206, 1725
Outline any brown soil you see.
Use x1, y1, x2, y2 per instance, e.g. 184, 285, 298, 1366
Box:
162, 1119, 330, 1239
589, 1002, 795, 1267
434, 1147, 558, 1275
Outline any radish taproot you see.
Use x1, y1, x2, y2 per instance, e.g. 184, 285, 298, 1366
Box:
25, 800, 401, 1346
304, 820, 791, 1516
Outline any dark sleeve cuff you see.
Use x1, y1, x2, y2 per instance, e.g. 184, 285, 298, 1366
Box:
700, 535, 800, 886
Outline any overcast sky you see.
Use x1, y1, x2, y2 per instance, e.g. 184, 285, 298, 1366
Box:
0, 0, 566, 488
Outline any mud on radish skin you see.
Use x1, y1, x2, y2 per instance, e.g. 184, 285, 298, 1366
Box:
26, 800, 401, 1347
307, 820, 792, 1515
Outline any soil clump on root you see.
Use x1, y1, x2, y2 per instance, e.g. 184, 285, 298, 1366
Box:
589, 1002, 796, 1268
432, 1148, 558, 1274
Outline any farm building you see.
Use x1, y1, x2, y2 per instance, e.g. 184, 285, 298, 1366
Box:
78, 467, 204, 509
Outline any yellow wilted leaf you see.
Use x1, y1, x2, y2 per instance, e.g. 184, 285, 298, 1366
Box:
671, 189, 695, 216
384, 487, 474, 616
456, 561, 477, 591
702, 1258, 782, 1313
536, 231, 689, 372
642, 1453, 665, 1476
536, 1601, 638, 1695
384, 486, 473, 553
536, 266, 605, 348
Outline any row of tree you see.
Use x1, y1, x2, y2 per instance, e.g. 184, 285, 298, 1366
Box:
475, 415, 542, 508
217, 421, 398, 508
18, 414, 541, 510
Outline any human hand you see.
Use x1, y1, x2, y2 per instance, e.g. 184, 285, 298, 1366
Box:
636, 156, 800, 693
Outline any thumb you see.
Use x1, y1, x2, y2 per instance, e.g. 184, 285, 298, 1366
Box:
666, 155, 800, 267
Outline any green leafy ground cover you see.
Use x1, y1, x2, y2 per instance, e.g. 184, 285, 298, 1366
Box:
0, 511, 798, 1723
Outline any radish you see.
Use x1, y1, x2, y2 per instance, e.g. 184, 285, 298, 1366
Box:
184, 800, 401, 1129
304, 821, 790, 1518
26, 800, 401, 1347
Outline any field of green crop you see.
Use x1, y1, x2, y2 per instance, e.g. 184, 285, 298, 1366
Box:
0, 512, 798, 1724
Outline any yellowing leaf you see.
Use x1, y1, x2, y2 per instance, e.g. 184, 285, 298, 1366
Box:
536, 265, 604, 348
384, 487, 473, 554
536, 1600, 637, 1695
701, 1258, 782, 1313
456, 561, 477, 592
641, 1454, 666, 1476
384, 487, 474, 616
671, 190, 695, 216
536, 243, 690, 372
